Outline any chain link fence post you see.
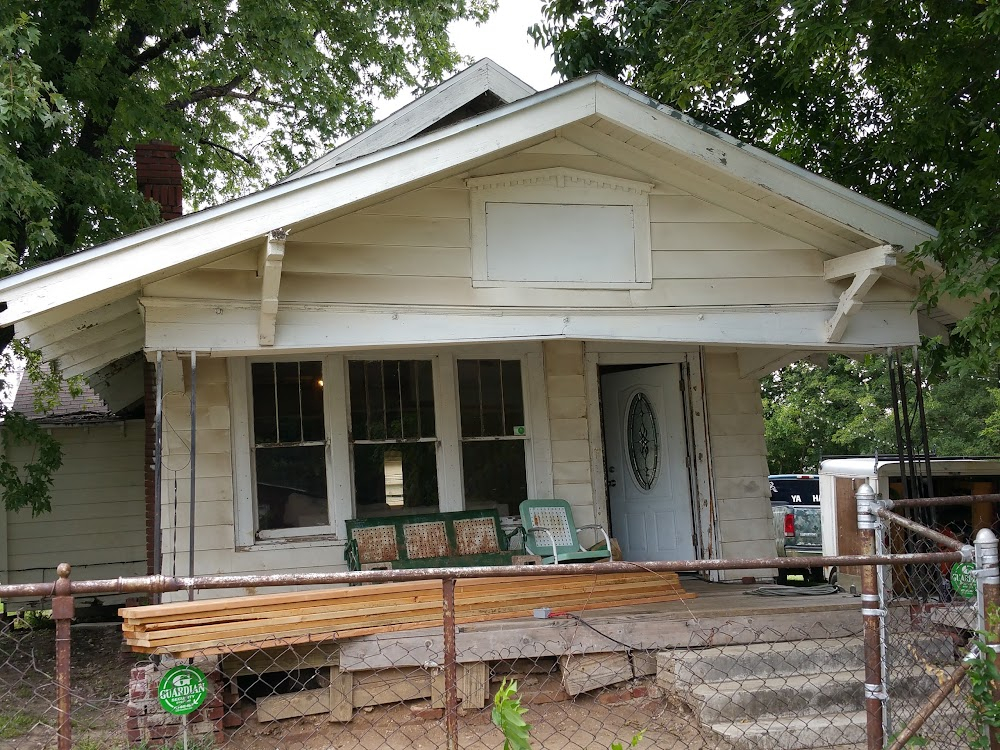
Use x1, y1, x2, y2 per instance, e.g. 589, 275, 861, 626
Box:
857, 482, 885, 750
975, 528, 1000, 750
52, 563, 74, 750
442, 576, 459, 750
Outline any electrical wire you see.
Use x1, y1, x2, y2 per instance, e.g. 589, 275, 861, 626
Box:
742, 583, 840, 597
548, 612, 637, 652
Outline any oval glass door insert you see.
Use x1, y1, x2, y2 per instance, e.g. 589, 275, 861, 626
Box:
626, 392, 659, 490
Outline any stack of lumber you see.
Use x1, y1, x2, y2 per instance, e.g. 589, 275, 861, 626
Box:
120, 571, 694, 657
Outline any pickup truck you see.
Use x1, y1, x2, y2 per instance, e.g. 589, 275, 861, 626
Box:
770, 474, 824, 583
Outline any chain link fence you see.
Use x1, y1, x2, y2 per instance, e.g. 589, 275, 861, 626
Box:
0, 518, 991, 750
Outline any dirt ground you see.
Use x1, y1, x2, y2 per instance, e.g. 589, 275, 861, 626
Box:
0, 621, 725, 749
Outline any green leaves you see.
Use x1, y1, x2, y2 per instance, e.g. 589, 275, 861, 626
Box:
1, 0, 491, 267
537, 0, 1000, 371
492, 679, 531, 750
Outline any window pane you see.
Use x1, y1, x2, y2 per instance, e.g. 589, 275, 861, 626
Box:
416, 360, 435, 437
461, 441, 527, 515
299, 361, 325, 442
457, 360, 481, 437
479, 359, 504, 436
348, 360, 436, 441
255, 445, 328, 531
348, 360, 367, 440
275, 361, 303, 443
501, 360, 525, 433
354, 443, 439, 515
251, 363, 277, 444
458, 359, 525, 438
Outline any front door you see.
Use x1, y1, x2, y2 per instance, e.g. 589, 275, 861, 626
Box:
601, 364, 696, 561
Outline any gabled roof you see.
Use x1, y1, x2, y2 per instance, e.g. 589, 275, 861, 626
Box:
283, 58, 535, 181
0, 64, 943, 333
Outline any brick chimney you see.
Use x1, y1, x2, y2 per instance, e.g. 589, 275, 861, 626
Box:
136, 141, 182, 221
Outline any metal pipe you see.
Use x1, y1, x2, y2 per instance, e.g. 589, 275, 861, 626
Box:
153, 351, 164, 602
875, 508, 966, 551
975, 528, 1000, 750
188, 350, 197, 601
893, 493, 1000, 508
857, 484, 885, 750
894, 351, 920, 501
885, 663, 968, 750
442, 577, 459, 750
52, 564, 74, 750
887, 349, 911, 502
911, 346, 935, 499
0, 552, 967, 600
874, 505, 892, 739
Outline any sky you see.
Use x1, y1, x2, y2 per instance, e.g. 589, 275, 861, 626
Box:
372, 1, 563, 120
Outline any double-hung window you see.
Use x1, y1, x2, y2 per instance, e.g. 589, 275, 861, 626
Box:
457, 359, 528, 515
250, 361, 329, 536
348, 359, 439, 516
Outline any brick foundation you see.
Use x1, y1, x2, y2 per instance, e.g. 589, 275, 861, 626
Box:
126, 660, 225, 746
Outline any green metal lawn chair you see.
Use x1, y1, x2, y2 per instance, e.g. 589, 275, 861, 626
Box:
518, 499, 612, 564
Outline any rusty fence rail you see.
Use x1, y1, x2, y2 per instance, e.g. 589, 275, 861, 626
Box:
0, 507, 992, 749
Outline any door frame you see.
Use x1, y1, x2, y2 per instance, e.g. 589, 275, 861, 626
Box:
584, 344, 718, 566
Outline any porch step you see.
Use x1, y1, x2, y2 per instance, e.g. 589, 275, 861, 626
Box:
711, 711, 866, 750
689, 667, 940, 724
657, 638, 864, 690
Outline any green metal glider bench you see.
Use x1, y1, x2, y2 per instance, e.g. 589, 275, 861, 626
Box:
518, 499, 612, 564
345, 509, 522, 571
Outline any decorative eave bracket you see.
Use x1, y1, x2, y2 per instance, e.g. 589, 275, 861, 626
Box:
258, 229, 288, 346
824, 244, 899, 343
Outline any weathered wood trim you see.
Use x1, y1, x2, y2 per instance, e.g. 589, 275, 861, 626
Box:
824, 244, 897, 282
737, 348, 806, 379
141, 299, 920, 353
524, 349, 555, 501
825, 268, 882, 343
257, 231, 287, 346
323, 354, 352, 539
228, 357, 254, 549
433, 352, 463, 513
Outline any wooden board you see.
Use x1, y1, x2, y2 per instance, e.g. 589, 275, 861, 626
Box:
558, 652, 631, 696
431, 663, 488, 710
121, 572, 695, 657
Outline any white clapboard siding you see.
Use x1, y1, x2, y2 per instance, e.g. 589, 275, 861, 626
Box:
543, 341, 595, 526
2, 420, 146, 585
703, 350, 775, 579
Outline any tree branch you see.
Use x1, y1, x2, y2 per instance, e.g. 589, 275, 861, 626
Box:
198, 138, 255, 167
124, 23, 205, 77
165, 74, 246, 111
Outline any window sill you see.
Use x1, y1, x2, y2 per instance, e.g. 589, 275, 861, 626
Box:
237, 535, 346, 553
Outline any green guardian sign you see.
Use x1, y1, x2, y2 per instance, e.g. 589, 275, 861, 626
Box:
157, 665, 208, 715
950, 562, 977, 599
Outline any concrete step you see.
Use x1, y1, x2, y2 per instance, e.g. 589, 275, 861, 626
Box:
657, 638, 865, 690
709, 711, 867, 750
689, 668, 941, 724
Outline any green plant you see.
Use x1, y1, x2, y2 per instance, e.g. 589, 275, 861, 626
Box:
491, 680, 645, 750
0, 711, 46, 739
962, 635, 1000, 750
492, 679, 530, 750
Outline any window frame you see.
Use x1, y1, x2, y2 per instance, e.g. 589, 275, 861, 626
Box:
230, 345, 553, 550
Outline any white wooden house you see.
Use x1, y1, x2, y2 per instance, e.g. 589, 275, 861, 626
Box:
0, 60, 961, 591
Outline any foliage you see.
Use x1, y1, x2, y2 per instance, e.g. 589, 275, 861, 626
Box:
1, 0, 494, 267
0, 13, 67, 267
533, 0, 1000, 371
963, 628, 1000, 750
492, 679, 531, 750
0, 340, 82, 515
762, 354, 1000, 473
491, 679, 644, 750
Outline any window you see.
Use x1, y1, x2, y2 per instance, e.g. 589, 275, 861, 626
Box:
457, 359, 528, 515
250, 361, 329, 534
348, 360, 439, 515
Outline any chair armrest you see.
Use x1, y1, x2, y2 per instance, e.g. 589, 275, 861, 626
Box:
524, 525, 559, 563
576, 524, 611, 556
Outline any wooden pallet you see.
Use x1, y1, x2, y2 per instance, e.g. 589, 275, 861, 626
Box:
120, 572, 695, 657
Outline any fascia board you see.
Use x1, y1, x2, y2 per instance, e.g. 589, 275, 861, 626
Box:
0, 81, 597, 326
592, 83, 937, 249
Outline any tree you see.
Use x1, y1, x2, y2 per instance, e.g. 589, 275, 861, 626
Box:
533, 0, 1000, 370
2, 0, 493, 267
763, 354, 1000, 473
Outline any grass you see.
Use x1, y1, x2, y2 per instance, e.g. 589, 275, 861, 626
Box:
0, 710, 47, 739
